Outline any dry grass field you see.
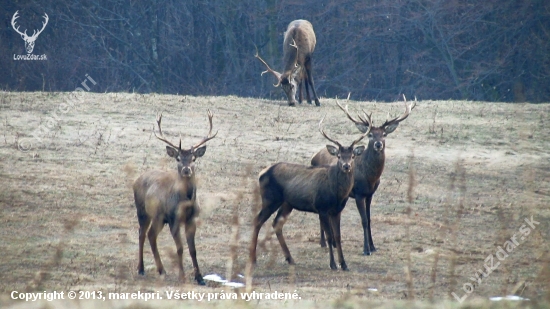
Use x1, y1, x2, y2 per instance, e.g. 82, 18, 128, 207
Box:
0, 92, 549, 308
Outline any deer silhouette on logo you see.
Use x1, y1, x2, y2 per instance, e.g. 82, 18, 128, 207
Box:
11, 11, 49, 54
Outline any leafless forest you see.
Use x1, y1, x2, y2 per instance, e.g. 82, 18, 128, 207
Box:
1, 0, 549, 102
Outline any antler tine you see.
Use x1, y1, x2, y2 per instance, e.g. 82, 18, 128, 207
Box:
358, 110, 373, 126
33, 13, 49, 37
335, 99, 365, 125
350, 112, 373, 147
254, 46, 282, 87
193, 109, 218, 149
318, 115, 343, 148
380, 94, 417, 128
153, 112, 180, 149
11, 11, 26, 37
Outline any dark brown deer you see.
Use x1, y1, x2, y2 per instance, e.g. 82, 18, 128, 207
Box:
311, 97, 415, 255
255, 19, 320, 106
133, 110, 217, 285
249, 115, 371, 271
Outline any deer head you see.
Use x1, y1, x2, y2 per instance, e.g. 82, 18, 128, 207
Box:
318, 114, 371, 173
153, 110, 218, 178
255, 39, 300, 105
336, 95, 415, 153
11, 11, 49, 54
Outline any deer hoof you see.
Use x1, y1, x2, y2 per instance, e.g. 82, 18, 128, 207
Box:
314, 100, 320, 106
196, 276, 206, 286
341, 263, 349, 271
286, 257, 296, 265
138, 270, 145, 276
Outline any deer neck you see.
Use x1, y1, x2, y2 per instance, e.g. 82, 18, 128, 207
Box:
328, 164, 354, 199
174, 173, 196, 200
357, 143, 386, 180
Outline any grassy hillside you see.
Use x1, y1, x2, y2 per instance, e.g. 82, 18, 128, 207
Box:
0, 92, 549, 308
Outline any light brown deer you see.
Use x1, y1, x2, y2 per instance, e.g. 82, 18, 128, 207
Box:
250, 115, 371, 271
133, 110, 217, 285
255, 19, 320, 106
311, 97, 415, 255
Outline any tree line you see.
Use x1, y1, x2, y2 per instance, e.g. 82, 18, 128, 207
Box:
1, 0, 548, 102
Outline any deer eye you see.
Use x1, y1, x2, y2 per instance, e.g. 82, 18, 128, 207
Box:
383, 132, 387, 137
176, 156, 180, 162
368, 133, 373, 138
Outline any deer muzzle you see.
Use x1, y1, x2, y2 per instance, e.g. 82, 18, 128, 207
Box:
373, 141, 384, 151
180, 166, 193, 177
342, 163, 352, 173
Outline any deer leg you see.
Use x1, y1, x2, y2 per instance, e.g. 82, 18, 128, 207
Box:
319, 221, 327, 247
184, 220, 205, 285
329, 212, 348, 270
355, 195, 371, 255
169, 222, 185, 281
365, 194, 377, 253
147, 218, 166, 275
298, 79, 304, 104
250, 198, 282, 265
137, 215, 151, 276
305, 60, 320, 106
272, 203, 294, 264
304, 72, 312, 104
319, 214, 337, 270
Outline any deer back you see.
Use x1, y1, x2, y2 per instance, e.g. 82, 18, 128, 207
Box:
260, 162, 353, 213
282, 20, 316, 74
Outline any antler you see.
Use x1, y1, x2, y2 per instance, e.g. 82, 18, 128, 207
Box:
318, 115, 343, 149
350, 113, 372, 147
380, 94, 416, 128
11, 11, 26, 37
30, 13, 49, 39
254, 46, 282, 87
193, 109, 218, 149
336, 99, 370, 126
11, 11, 48, 39
153, 112, 181, 150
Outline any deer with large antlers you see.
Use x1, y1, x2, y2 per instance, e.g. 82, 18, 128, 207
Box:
11, 11, 49, 54
133, 110, 217, 285
311, 97, 416, 255
250, 115, 371, 271
255, 20, 320, 106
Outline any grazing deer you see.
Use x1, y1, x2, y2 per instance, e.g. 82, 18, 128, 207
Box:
11, 11, 49, 54
255, 19, 320, 106
133, 110, 217, 285
311, 97, 415, 255
249, 115, 371, 270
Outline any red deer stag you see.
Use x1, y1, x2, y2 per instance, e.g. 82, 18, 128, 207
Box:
250, 115, 371, 270
255, 19, 320, 106
311, 97, 415, 255
133, 110, 217, 285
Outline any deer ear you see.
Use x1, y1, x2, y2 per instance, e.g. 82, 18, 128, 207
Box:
355, 123, 371, 133
353, 145, 365, 156
326, 145, 339, 156
194, 145, 207, 158
384, 123, 399, 134
166, 146, 178, 158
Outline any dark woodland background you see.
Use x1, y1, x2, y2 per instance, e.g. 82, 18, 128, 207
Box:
1, 0, 549, 102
